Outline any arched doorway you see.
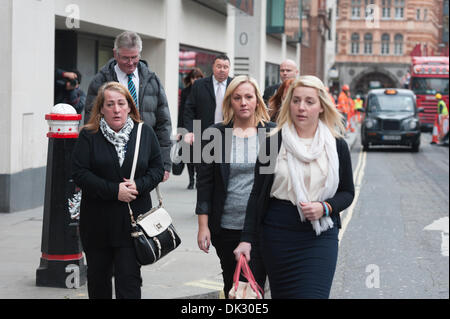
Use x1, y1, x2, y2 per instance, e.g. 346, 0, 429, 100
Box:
352, 71, 398, 96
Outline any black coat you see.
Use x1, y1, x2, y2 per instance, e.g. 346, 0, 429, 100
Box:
263, 83, 281, 105
177, 85, 192, 129
240, 131, 355, 243
71, 123, 164, 249
195, 121, 277, 236
183, 75, 233, 133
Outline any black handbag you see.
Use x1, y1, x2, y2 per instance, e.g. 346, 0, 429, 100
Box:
171, 141, 185, 176
128, 123, 181, 265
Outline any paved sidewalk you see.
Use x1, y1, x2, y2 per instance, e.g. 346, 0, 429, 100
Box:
0, 130, 358, 299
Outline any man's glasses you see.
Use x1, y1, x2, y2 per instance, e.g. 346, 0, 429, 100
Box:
117, 54, 140, 63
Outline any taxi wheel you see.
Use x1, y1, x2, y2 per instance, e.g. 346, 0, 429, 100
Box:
363, 142, 369, 152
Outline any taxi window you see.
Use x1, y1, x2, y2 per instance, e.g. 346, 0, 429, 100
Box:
368, 94, 414, 112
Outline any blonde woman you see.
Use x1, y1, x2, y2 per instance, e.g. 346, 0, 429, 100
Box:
234, 75, 355, 299
196, 75, 275, 298
72, 82, 164, 298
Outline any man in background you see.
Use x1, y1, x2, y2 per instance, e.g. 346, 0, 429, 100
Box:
85, 31, 172, 181
263, 59, 299, 104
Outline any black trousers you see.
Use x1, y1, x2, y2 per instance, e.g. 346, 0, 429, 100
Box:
211, 228, 266, 298
84, 246, 142, 299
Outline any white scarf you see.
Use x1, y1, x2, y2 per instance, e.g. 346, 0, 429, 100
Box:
100, 117, 134, 167
281, 120, 339, 235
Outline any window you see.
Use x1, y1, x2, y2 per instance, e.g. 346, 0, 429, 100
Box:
351, 0, 362, 19
394, 34, 403, 55
351, 33, 360, 54
410, 78, 449, 95
364, 33, 373, 54
416, 9, 420, 20
394, 0, 404, 19
381, 34, 390, 55
382, 0, 391, 19
265, 62, 280, 88
423, 8, 428, 21
266, 0, 285, 34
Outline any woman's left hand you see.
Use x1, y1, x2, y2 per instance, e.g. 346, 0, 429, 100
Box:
123, 178, 137, 190
300, 202, 324, 221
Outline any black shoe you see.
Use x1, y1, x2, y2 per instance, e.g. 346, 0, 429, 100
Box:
187, 181, 195, 189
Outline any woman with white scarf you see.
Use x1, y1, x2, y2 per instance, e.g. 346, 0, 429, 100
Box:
72, 82, 164, 299
234, 76, 355, 299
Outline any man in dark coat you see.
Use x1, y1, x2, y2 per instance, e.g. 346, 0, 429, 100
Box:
262, 59, 299, 104
182, 55, 233, 146
84, 31, 172, 181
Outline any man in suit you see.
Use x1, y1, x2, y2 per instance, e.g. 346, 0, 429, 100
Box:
263, 59, 299, 104
183, 55, 233, 146
84, 31, 172, 182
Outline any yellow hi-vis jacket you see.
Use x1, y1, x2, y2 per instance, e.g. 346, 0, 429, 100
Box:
438, 100, 448, 116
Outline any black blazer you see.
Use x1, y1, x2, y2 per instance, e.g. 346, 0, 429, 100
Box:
263, 83, 281, 105
195, 121, 277, 236
183, 75, 233, 133
240, 131, 355, 244
177, 85, 192, 129
71, 123, 164, 249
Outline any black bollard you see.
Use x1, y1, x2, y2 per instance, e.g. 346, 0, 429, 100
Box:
36, 104, 87, 288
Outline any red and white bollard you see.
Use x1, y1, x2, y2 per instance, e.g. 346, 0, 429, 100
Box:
36, 104, 87, 288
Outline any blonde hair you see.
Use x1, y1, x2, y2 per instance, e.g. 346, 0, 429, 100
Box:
222, 75, 270, 127
274, 75, 345, 138
83, 82, 141, 133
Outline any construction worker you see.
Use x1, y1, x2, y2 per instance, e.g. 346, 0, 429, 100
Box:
437, 93, 449, 141
338, 85, 354, 132
431, 93, 449, 144
354, 94, 363, 123
436, 93, 448, 116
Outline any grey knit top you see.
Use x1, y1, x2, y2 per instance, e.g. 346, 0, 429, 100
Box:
221, 134, 259, 230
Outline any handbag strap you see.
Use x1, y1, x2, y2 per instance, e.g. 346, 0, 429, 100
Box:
241, 256, 264, 298
127, 122, 163, 224
129, 122, 143, 183
235, 254, 264, 298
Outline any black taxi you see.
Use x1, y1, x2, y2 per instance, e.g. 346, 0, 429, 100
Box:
360, 89, 424, 152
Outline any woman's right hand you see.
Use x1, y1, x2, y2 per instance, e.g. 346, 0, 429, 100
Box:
197, 226, 211, 253
118, 181, 139, 202
233, 242, 252, 262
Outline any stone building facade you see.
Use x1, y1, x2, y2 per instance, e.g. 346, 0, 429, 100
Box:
332, 0, 446, 95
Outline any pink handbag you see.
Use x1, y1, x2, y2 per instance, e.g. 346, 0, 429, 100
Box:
228, 255, 264, 299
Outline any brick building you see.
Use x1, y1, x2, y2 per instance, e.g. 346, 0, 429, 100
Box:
300, 0, 332, 79
331, 0, 447, 96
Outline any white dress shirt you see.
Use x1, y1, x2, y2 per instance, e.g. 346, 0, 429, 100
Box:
212, 76, 226, 124
114, 64, 139, 102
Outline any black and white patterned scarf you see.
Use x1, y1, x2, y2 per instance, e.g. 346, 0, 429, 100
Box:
100, 117, 134, 166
